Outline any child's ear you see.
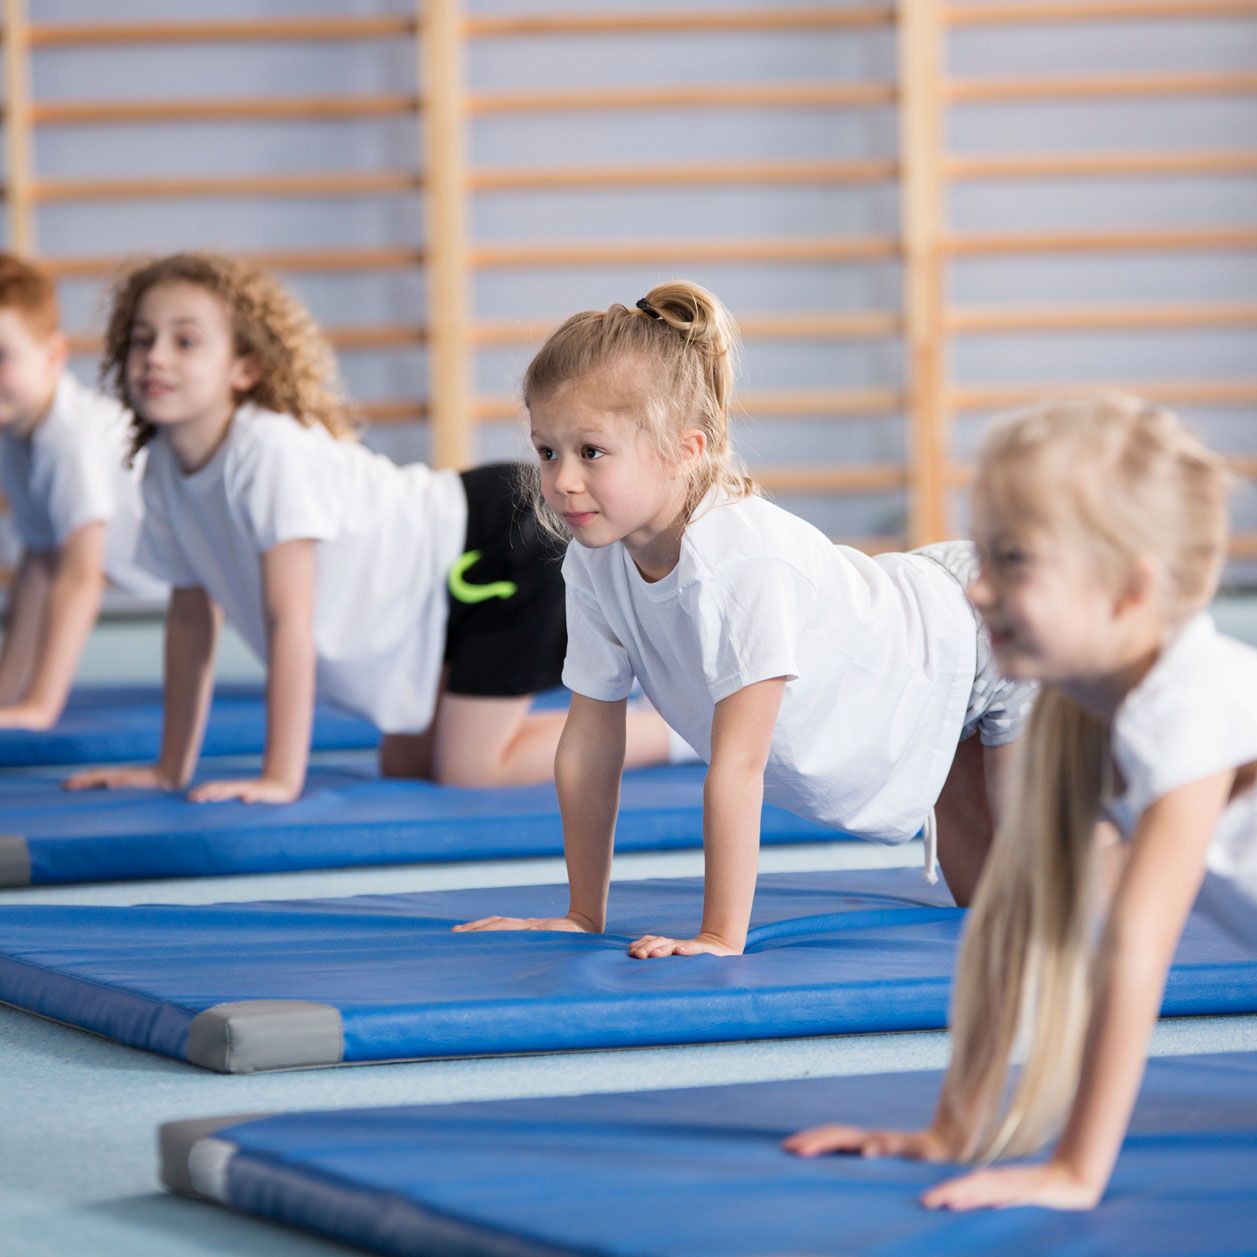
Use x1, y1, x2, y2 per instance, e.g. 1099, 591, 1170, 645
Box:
231, 352, 260, 396
45, 330, 69, 376
1116, 554, 1161, 616
679, 427, 707, 467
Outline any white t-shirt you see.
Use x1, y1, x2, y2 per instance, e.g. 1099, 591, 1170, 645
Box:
1105, 612, 1257, 950
0, 372, 164, 598
562, 493, 978, 842
137, 403, 468, 733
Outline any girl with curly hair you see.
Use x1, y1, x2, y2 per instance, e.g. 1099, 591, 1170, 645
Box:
68, 253, 670, 803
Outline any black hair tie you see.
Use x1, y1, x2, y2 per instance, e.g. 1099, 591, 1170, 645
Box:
636, 297, 662, 319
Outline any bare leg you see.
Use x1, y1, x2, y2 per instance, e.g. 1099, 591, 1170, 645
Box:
428, 692, 672, 789
934, 738, 1018, 906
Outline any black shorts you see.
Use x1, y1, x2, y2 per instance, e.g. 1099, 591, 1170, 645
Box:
443, 463, 567, 698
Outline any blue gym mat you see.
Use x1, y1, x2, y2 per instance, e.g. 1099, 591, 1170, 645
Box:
159, 1050, 1257, 1256
0, 763, 839, 886
0, 683, 378, 767
1, 869, 1253, 1072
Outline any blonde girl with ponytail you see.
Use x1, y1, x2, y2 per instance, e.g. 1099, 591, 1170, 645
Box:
458, 281, 1034, 958
786, 396, 1256, 1212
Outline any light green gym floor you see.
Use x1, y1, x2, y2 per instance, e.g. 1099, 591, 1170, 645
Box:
4, 596, 1257, 1256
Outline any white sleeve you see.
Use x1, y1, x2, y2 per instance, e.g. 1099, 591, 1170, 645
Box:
134, 464, 199, 588
698, 558, 806, 704
560, 558, 635, 702
231, 425, 344, 552
42, 425, 118, 543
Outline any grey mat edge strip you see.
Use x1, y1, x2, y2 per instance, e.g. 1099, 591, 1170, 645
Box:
158, 1114, 273, 1199
0, 834, 31, 887
186, 1000, 345, 1073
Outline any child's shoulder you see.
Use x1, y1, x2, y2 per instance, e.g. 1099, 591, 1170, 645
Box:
687, 493, 824, 553
1117, 613, 1257, 775
681, 493, 832, 579
42, 371, 126, 439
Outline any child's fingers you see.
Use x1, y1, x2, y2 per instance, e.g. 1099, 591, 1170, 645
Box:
628, 934, 678, 958
452, 916, 526, 932
63, 771, 104, 790
922, 1169, 1009, 1211
781, 1124, 866, 1157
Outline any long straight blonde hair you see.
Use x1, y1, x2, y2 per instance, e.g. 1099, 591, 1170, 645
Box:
938, 395, 1229, 1162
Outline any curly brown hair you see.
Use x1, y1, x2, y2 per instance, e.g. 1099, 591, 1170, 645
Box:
100, 252, 357, 461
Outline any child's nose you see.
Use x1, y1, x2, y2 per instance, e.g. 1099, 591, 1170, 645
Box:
554, 458, 583, 494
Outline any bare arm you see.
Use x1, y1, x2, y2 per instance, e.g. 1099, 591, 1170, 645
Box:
921, 770, 1232, 1212
190, 539, 316, 804
454, 693, 627, 935
630, 676, 785, 959
0, 523, 106, 728
0, 551, 53, 704
65, 585, 220, 791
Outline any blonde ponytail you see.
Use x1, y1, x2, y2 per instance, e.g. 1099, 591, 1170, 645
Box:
939, 690, 1106, 1160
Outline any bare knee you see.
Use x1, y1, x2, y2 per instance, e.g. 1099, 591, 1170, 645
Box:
433, 759, 507, 789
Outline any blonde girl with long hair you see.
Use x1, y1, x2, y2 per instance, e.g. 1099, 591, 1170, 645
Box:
68, 252, 671, 803
457, 281, 1035, 957
786, 396, 1256, 1211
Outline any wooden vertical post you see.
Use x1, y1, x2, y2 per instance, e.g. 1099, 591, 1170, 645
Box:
420, 0, 474, 468
898, 0, 948, 545
3, 0, 36, 254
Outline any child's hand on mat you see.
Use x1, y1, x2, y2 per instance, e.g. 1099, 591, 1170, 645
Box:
64, 764, 181, 792
782, 1124, 947, 1162
627, 932, 743, 959
920, 1160, 1102, 1212
188, 776, 301, 804
452, 913, 595, 934
0, 703, 54, 730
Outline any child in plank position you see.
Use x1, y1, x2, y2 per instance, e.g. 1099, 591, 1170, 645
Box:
456, 281, 1034, 956
0, 252, 163, 729
786, 396, 1254, 1211
68, 252, 669, 803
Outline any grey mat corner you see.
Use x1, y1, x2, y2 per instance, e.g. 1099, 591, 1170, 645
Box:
185, 1001, 345, 1073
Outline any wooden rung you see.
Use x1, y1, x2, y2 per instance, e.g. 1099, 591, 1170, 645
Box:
472, 311, 902, 347
467, 7, 897, 37
68, 324, 426, 357
830, 535, 907, 555
360, 399, 429, 423
44, 247, 425, 280
949, 227, 1257, 256
33, 171, 423, 203
470, 235, 901, 269
952, 380, 1257, 411
470, 158, 899, 192
1230, 532, 1257, 559
469, 83, 897, 116
948, 1, 1257, 27
25, 17, 417, 46
949, 150, 1257, 180
948, 302, 1257, 333
953, 453, 1257, 484
472, 387, 903, 423
737, 388, 904, 417
754, 465, 905, 494
949, 71, 1257, 104
32, 94, 420, 126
